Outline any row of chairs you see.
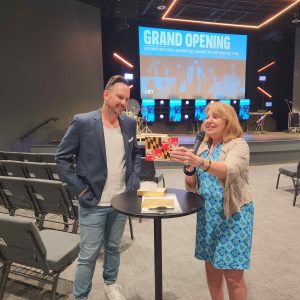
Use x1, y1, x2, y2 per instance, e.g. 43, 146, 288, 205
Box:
0, 151, 55, 163
0, 157, 163, 234
0, 154, 165, 187
0, 176, 78, 233
0, 160, 60, 181
0, 157, 165, 298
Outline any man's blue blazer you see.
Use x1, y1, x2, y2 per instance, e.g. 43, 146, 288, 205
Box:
55, 110, 141, 204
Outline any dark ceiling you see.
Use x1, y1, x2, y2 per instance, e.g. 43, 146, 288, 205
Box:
81, 0, 300, 29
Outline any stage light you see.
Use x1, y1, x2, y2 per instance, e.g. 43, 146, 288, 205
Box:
185, 100, 189, 105
233, 100, 237, 104
259, 75, 267, 81
124, 73, 133, 80
211, 100, 215, 103
160, 100, 164, 105
157, 0, 166, 11
257, 61, 275, 73
160, 114, 164, 119
257, 86, 272, 98
113, 52, 134, 68
162, 0, 300, 29
184, 114, 189, 119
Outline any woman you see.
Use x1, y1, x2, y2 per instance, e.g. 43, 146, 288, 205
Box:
171, 102, 254, 300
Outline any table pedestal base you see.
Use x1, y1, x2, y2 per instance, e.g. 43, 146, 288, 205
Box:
154, 218, 162, 300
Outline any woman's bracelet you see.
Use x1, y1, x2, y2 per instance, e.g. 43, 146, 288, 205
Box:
203, 160, 211, 172
183, 165, 196, 176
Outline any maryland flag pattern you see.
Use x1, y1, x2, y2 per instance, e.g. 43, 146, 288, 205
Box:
145, 136, 178, 161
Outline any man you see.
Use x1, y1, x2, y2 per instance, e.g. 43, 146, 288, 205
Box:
56, 75, 141, 300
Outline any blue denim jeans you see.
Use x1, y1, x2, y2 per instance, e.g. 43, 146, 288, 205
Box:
73, 205, 127, 300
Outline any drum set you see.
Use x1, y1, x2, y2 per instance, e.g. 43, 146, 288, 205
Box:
122, 99, 152, 135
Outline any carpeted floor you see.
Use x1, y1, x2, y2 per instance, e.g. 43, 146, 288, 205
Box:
2, 162, 300, 300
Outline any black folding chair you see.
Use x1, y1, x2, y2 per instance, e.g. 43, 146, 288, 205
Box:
0, 162, 5, 176
139, 157, 165, 187
27, 178, 79, 233
46, 163, 61, 181
0, 160, 26, 177
0, 181, 11, 213
38, 153, 56, 163
0, 214, 79, 300
22, 161, 51, 180
0, 176, 38, 217
22, 152, 41, 162
276, 160, 300, 206
0, 151, 23, 161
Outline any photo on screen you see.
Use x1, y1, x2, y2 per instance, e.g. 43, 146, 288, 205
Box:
141, 98, 155, 122
239, 99, 250, 120
139, 26, 247, 99
220, 99, 231, 105
195, 99, 207, 121
169, 99, 182, 122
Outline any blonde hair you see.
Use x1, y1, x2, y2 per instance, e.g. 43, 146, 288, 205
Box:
204, 101, 243, 143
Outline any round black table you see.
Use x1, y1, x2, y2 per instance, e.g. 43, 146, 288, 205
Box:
111, 188, 204, 300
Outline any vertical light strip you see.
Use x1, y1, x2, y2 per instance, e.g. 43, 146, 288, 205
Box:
113, 52, 134, 68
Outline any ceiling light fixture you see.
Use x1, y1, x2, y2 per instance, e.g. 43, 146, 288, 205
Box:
162, 0, 300, 29
157, 5, 166, 10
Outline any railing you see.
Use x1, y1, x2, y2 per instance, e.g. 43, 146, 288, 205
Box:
18, 118, 58, 142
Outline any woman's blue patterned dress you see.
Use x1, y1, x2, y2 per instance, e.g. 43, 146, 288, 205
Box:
195, 143, 254, 269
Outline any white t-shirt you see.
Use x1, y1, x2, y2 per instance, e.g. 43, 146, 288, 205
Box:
99, 126, 126, 206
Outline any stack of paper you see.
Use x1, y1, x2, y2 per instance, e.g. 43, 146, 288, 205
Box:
137, 181, 166, 197
142, 198, 174, 209
141, 193, 182, 214
137, 187, 167, 197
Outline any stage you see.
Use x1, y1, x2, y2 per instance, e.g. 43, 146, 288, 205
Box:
30, 131, 300, 166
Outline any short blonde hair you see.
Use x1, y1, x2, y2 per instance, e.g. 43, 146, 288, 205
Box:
205, 101, 243, 143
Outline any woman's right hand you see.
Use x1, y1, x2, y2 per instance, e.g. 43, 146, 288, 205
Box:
171, 146, 201, 167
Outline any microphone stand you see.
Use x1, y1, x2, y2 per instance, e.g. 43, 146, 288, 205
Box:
285, 99, 293, 133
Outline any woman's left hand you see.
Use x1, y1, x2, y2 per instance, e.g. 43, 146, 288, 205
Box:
170, 146, 199, 167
